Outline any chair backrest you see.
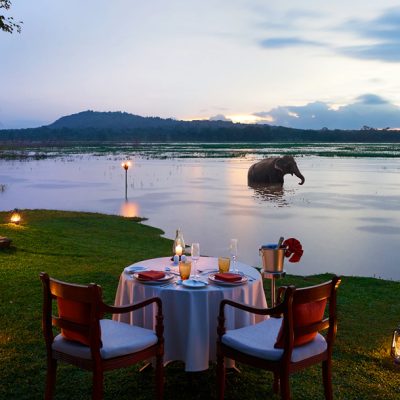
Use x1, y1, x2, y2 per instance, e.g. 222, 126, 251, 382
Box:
40, 272, 103, 349
275, 276, 341, 350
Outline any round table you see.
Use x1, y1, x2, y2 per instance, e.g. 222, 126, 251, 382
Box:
113, 256, 268, 372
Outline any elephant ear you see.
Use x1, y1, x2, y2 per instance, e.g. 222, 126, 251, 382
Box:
274, 158, 284, 172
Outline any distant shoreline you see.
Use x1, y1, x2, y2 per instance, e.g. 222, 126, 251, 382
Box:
0, 142, 399, 160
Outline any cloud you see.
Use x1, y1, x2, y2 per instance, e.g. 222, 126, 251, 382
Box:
209, 114, 232, 122
259, 37, 322, 49
256, 7, 400, 63
340, 42, 400, 62
355, 94, 389, 105
254, 94, 400, 130
336, 8, 400, 62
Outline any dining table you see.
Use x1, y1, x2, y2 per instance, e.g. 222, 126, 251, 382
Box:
113, 256, 268, 372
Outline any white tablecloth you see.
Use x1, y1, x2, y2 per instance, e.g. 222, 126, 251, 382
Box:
113, 256, 268, 371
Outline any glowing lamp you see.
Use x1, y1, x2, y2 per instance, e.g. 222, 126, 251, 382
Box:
10, 209, 21, 225
175, 245, 183, 256
121, 161, 132, 200
121, 161, 131, 171
391, 326, 400, 365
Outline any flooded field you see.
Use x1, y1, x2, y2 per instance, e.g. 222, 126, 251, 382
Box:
1, 143, 399, 280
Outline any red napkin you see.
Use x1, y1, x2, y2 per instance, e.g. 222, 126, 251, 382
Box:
214, 273, 242, 282
283, 238, 304, 263
137, 270, 166, 281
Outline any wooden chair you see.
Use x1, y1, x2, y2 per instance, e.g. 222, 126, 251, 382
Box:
217, 276, 341, 400
39, 272, 164, 400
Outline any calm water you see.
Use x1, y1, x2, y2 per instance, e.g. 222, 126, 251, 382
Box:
1, 154, 399, 280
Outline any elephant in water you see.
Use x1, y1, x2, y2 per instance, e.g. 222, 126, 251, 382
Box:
248, 155, 305, 186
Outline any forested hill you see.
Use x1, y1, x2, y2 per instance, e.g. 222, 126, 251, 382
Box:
1, 110, 400, 143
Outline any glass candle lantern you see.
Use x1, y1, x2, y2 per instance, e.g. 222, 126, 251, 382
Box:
172, 228, 185, 257
10, 209, 21, 224
391, 326, 400, 365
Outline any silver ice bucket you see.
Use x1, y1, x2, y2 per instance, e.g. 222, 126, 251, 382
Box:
259, 245, 286, 272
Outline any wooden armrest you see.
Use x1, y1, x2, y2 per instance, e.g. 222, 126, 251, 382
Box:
219, 298, 285, 318
217, 286, 295, 339
102, 297, 162, 315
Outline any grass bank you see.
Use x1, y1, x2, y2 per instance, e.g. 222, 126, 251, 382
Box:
0, 210, 399, 399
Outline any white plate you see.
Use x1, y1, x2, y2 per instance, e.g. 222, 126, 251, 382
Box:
208, 273, 248, 286
182, 279, 208, 289
125, 265, 148, 274
133, 272, 174, 285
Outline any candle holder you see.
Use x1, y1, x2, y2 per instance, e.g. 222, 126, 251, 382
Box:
172, 254, 186, 264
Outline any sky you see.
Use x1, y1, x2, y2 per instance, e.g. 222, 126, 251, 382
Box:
2, 0, 400, 130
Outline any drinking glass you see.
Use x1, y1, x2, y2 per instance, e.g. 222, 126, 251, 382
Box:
179, 261, 192, 280
191, 242, 200, 280
218, 257, 230, 273
229, 238, 238, 273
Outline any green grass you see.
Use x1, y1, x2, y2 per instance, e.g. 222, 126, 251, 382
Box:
0, 210, 399, 399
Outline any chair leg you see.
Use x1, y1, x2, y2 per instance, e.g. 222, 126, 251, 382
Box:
273, 371, 280, 394
45, 357, 57, 400
322, 359, 333, 400
92, 368, 104, 400
216, 352, 226, 400
155, 354, 164, 400
279, 370, 291, 400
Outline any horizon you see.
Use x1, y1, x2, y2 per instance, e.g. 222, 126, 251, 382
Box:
3, 109, 400, 132
2, 1, 400, 130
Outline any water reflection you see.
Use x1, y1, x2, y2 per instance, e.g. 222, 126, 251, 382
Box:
119, 200, 140, 218
1, 156, 400, 280
249, 184, 289, 207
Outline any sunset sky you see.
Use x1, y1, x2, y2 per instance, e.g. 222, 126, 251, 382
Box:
2, 0, 400, 129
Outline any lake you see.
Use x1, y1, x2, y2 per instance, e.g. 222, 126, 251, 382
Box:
1, 148, 399, 280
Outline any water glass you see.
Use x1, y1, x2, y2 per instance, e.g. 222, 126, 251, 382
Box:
179, 261, 192, 280
218, 257, 230, 273
229, 238, 238, 273
191, 242, 200, 279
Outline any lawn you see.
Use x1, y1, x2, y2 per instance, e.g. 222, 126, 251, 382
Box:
0, 210, 399, 399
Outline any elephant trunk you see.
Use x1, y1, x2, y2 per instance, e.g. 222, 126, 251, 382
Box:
294, 169, 305, 185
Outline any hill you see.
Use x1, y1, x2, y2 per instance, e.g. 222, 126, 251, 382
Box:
1, 110, 400, 143
48, 110, 234, 130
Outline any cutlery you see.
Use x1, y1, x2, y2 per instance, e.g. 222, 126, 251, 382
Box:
199, 268, 219, 275
240, 273, 256, 281
160, 279, 177, 287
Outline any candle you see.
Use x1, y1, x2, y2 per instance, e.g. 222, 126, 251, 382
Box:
175, 244, 183, 256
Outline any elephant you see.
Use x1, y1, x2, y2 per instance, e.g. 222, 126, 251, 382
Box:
247, 155, 305, 186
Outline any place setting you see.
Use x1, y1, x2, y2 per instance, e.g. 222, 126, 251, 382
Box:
124, 264, 148, 274
132, 270, 175, 285
207, 245, 249, 286
176, 242, 209, 289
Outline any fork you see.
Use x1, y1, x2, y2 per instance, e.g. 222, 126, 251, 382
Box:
160, 280, 177, 288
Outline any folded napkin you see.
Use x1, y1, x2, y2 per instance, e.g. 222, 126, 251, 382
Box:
137, 270, 166, 281
214, 273, 242, 282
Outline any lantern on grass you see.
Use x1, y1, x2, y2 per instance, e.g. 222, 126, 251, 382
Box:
391, 326, 400, 365
10, 209, 21, 225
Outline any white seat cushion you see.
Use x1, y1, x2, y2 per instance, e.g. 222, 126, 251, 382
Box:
52, 319, 158, 360
221, 317, 327, 363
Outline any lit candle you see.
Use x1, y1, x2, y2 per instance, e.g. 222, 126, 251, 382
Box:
175, 245, 183, 256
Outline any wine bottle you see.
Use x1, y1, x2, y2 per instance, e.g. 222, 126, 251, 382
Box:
277, 236, 284, 249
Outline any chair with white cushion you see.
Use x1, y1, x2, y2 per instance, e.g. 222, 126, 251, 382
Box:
217, 276, 341, 400
40, 272, 164, 400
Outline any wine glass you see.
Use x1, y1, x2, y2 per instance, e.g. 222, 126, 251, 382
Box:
229, 239, 238, 273
191, 243, 200, 280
